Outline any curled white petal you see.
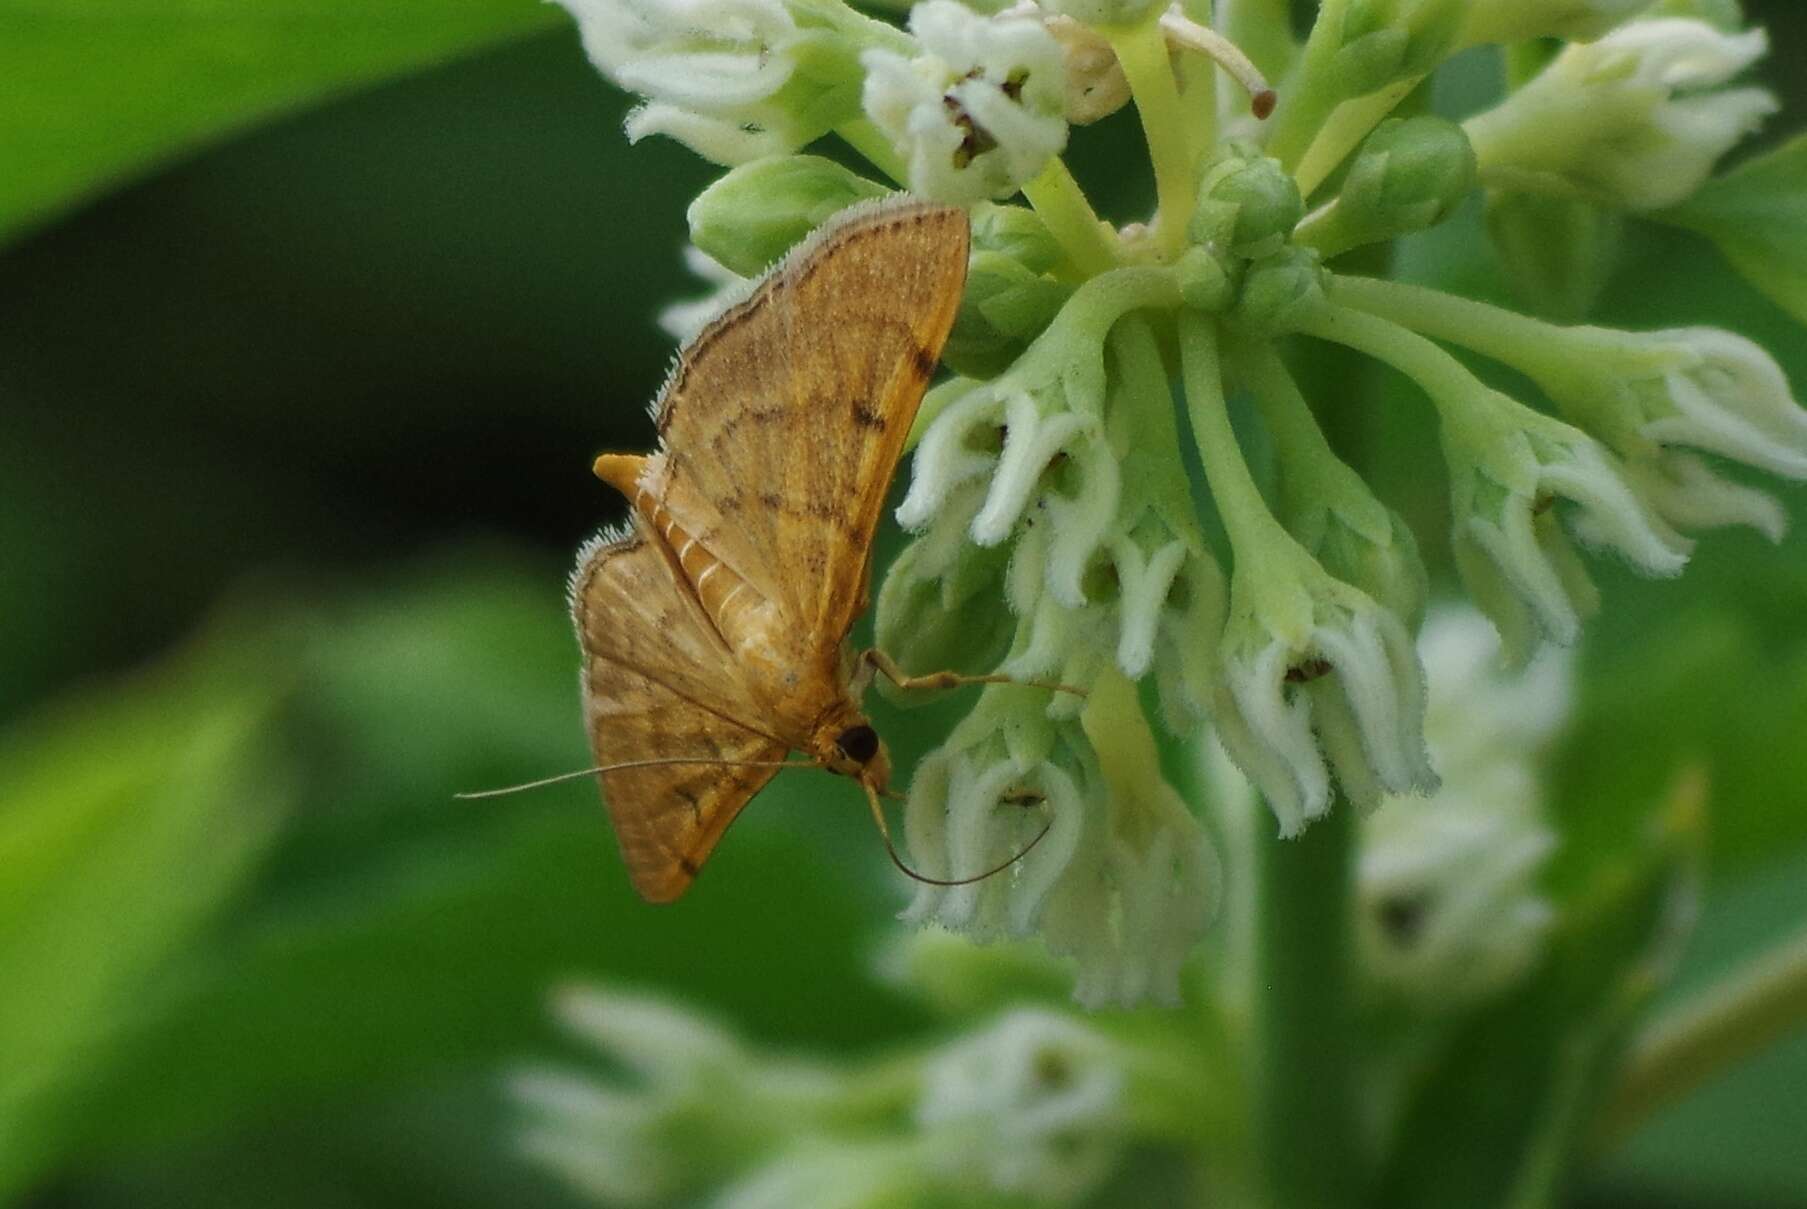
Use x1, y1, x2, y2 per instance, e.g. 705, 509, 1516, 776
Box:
1643, 328, 1807, 480
1041, 436, 1123, 607
972, 398, 1089, 544
1112, 536, 1188, 678
898, 386, 1006, 530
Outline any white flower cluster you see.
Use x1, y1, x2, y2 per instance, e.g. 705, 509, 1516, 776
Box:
863, 0, 1070, 202
1209, 608, 1569, 1006
900, 676, 1218, 1008
1467, 18, 1777, 211
513, 985, 1140, 1208
1354, 611, 1569, 1005
555, 0, 1803, 1019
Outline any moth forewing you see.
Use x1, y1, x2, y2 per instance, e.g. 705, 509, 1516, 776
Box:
573, 198, 972, 902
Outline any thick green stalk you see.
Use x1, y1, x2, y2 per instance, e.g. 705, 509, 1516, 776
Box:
1021, 158, 1121, 277
1112, 18, 1198, 260
1264, 0, 1353, 170
835, 117, 909, 186
1252, 796, 1362, 1209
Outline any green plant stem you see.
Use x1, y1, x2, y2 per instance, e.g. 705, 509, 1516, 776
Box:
1327, 274, 1577, 380
1264, 0, 1352, 171
1111, 18, 1198, 260
1177, 312, 1282, 551
1291, 297, 1483, 417
1293, 75, 1423, 198
1021, 158, 1120, 277
1231, 334, 1340, 477
1253, 795, 1362, 1209
1593, 925, 1807, 1150
835, 117, 909, 186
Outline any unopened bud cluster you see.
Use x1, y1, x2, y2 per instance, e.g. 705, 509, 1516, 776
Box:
558, 0, 1801, 1004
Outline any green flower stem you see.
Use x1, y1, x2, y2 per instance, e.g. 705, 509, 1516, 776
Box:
1594, 924, 1807, 1151
1327, 273, 1582, 383
1264, 0, 1353, 171
1180, 315, 1364, 1209
1177, 312, 1289, 556
833, 1050, 928, 1123
1293, 75, 1424, 198
906, 266, 1182, 450
1172, 1, 1221, 171
1021, 158, 1122, 278
1253, 795, 1362, 1209
835, 117, 909, 186
1291, 296, 1487, 419
1037, 266, 1187, 360
1112, 316, 1211, 541
1111, 18, 1198, 260
1230, 332, 1341, 479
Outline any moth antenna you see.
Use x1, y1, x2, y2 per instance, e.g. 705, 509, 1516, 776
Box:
862, 782, 1052, 888
457, 756, 816, 800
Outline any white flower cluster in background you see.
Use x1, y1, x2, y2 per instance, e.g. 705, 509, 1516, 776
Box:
512, 986, 1148, 1208
1354, 610, 1570, 1006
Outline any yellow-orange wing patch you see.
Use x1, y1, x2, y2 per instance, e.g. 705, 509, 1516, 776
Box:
651, 200, 970, 652
570, 521, 787, 902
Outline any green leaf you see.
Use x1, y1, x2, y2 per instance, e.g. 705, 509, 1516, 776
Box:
0, 0, 558, 246
1658, 134, 1807, 327
0, 639, 288, 1199
57, 560, 924, 1166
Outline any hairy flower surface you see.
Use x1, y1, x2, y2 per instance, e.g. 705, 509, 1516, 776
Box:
862, 0, 1069, 201
1466, 18, 1777, 211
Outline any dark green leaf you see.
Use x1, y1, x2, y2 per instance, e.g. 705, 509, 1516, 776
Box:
1659, 134, 1807, 327
0, 0, 558, 245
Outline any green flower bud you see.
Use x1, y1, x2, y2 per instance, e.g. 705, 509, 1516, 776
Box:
944, 251, 1076, 380
1484, 190, 1621, 320
1038, 0, 1167, 31
972, 202, 1068, 275
1333, 0, 1467, 97
687, 155, 890, 277
1190, 143, 1305, 259
1231, 247, 1326, 332
1293, 116, 1477, 259
1175, 245, 1238, 312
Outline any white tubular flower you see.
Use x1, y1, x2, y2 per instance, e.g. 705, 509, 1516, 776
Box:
916, 1009, 1128, 1200
1618, 452, 1788, 543
557, 0, 842, 164
1465, 18, 1777, 211
903, 677, 1217, 1008
1357, 610, 1569, 1007
862, 0, 1069, 203
1459, 0, 1650, 46
1443, 389, 1691, 661
1212, 538, 1436, 836
1554, 326, 1807, 481
511, 986, 842, 1205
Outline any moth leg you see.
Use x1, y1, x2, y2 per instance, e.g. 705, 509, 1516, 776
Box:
860, 649, 1087, 698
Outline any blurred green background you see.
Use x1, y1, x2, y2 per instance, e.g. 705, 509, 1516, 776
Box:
3, 3, 1807, 1206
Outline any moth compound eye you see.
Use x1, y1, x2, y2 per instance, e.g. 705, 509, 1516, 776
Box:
836, 724, 880, 764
